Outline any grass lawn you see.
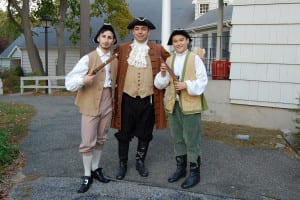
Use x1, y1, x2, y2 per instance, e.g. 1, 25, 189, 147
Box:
0, 102, 35, 198
203, 121, 288, 149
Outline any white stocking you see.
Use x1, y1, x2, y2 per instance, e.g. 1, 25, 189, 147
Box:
91, 149, 102, 171
82, 154, 92, 177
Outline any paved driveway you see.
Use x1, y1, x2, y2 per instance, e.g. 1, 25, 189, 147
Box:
0, 95, 299, 200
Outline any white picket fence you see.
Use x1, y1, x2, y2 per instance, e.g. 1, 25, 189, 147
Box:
20, 76, 66, 95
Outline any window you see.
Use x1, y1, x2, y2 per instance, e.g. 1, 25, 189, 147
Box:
199, 4, 209, 14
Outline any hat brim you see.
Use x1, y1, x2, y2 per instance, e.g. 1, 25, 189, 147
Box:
94, 24, 117, 44
167, 30, 192, 45
127, 18, 156, 30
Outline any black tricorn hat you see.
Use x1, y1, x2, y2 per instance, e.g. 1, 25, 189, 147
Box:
167, 29, 192, 45
127, 17, 156, 30
94, 23, 117, 44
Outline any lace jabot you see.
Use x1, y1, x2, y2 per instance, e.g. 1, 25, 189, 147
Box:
127, 40, 149, 68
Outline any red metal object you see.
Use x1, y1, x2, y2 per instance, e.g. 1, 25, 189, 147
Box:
212, 60, 231, 80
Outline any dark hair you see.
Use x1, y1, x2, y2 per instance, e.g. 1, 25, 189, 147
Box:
167, 29, 192, 45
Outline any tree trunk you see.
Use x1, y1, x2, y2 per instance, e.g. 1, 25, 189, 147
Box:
55, 0, 67, 77
80, 0, 90, 57
22, 0, 44, 74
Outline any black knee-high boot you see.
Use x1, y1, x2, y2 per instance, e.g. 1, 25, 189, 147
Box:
135, 140, 149, 177
116, 140, 129, 180
181, 156, 201, 189
168, 155, 187, 183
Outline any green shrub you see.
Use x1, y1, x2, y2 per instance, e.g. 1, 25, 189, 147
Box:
12, 65, 24, 76
0, 130, 18, 166
0, 66, 24, 94
0, 102, 35, 181
294, 98, 300, 149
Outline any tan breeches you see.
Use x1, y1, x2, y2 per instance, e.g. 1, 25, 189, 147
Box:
79, 88, 112, 155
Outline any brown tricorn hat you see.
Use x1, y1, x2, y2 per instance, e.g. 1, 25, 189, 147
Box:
167, 29, 192, 45
94, 23, 117, 44
127, 17, 156, 30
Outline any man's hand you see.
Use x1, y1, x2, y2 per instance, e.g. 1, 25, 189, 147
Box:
160, 63, 167, 77
83, 75, 95, 86
174, 81, 187, 92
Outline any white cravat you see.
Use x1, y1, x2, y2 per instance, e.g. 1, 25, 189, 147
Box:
127, 40, 149, 68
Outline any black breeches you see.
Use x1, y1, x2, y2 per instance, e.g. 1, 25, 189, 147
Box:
116, 93, 155, 142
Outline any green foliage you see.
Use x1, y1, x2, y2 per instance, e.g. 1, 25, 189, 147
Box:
0, 102, 35, 181
294, 97, 300, 149
0, 130, 18, 166
91, 0, 134, 40
4, 0, 134, 45
0, 10, 21, 42
295, 131, 300, 149
33, 0, 57, 20
65, 0, 134, 44
12, 65, 24, 76
65, 0, 80, 44
0, 66, 23, 93
34, 0, 133, 44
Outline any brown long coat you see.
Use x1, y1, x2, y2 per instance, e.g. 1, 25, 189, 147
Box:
111, 41, 170, 130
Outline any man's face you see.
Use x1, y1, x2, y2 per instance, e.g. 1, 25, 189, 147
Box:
97, 30, 116, 50
132, 25, 150, 43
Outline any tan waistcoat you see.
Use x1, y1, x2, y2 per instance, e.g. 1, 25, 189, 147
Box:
165, 51, 208, 115
75, 50, 118, 116
123, 56, 153, 98
111, 41, 170, 130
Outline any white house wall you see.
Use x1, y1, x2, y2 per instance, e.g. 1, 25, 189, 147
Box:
230, 0, 300, 109
21, 48, 79, 75
0, 59, 10, 70
21, 50, 31, 74
65, 48, 80, 74
0, 47, 22, 70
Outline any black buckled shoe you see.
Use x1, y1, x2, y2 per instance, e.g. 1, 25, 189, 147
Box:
91, 168, 110, 183
77, 176, 93, 193
136, 159, 149, 177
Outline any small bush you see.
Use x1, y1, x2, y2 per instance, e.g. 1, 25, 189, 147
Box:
0, 66, 24, 94
0, 130, 18, 166
294, 98, 300, 149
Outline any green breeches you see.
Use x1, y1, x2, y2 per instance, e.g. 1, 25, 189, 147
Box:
168, 102, 202, 163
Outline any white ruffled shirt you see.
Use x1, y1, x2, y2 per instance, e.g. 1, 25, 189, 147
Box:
127, 40, 149, 68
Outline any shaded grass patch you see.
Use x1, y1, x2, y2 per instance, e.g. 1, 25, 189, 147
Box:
203, 121, 286, 149
0, 102, 35, 182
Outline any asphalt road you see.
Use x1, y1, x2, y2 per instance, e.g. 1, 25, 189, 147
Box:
0, 95, 299, 200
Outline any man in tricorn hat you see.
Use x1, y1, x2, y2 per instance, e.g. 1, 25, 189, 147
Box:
111, 17, 170, 180
65, 23, 117, 193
